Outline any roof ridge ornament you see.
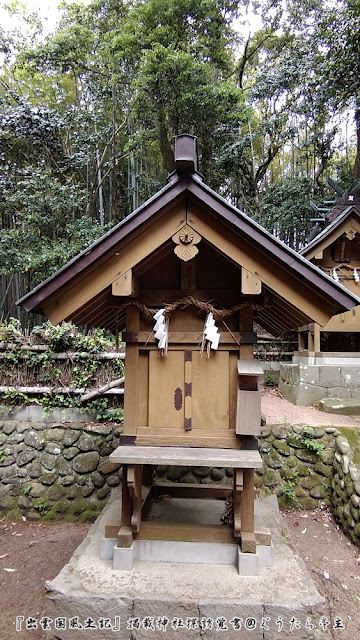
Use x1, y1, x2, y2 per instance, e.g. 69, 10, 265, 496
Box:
174, 134, 198, 174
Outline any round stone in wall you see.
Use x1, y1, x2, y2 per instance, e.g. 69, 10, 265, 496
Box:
72, 451, 99, 474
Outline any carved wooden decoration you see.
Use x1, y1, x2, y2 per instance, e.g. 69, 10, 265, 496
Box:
334, 237, 351, 263
345, 226, 356, 241
172, 224, 201, 262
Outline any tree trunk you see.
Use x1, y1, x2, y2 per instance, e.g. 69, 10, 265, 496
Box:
353, 105, 360, 179
157, 119, 175, 174
111, 84, 117, 221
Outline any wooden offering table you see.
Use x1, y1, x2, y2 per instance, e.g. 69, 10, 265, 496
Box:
109, 443, 263, 554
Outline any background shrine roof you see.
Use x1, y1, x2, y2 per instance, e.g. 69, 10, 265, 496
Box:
17, 136, 360, 334
302, 183, 360, 255
301, 206, 360, 257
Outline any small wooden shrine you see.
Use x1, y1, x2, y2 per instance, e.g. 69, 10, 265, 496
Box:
19, 135, 359, 570
300, 184, 360, 353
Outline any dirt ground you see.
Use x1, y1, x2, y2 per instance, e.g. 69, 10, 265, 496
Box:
0, 507, 359, 640
1, 392, 360, 639
261, 385, 360, 427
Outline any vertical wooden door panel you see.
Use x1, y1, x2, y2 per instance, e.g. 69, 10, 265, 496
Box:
148, 351, 184, 428
192, 351, 230, 430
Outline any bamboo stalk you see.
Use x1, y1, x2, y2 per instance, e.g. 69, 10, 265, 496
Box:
80, 376, 125, 402
0, 385, 124, 396
0, 345, 125, 359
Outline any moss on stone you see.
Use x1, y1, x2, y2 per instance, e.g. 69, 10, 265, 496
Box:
48, 485, 65, 501
52, 499, 70, 514
273, 440, 291, 456
69, 498, 89, 515
258, 486, 274, 498
310, 485, 327, 499
4, 508, 22, 521
79, 509, 99, 522
259, 441, 272, 454
277, 495, 298, 511
280, 468, 298, 479
263, 449, 283, 469
155, 465, 168, 477
314, 461, 333, 478
210, 468, 225, 481
286, 455, 298, 468
294, 486, 308, 498
344, 475, 354, 498
42, 510, 57, 521
300, 474, 324, 490
64, 513, 77, 523
192, 466, 210, 478
297, 464, 313, 476
262, 468, 281, 488
337, 427, 360, 464
296, 496, 319, 510
286, 433, 303, 448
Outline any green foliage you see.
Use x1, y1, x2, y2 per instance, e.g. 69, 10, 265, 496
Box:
0, 317, 22, 344
0, 319, 124, 423
1, 389, 33, 407
1, 0, 359, 323
0, 449, 8, 463
33, 497, 50, 513
281, 471, 299, 506
257, 177, 315, 249
295, 427, 325, 456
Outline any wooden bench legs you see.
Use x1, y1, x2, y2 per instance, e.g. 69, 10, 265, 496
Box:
118, 463, 143, 546
117, 463, 258, 554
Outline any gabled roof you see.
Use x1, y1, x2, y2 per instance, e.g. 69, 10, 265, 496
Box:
301, 206, 360, 260
303, 184, 360, 257
17, 137, 360, 336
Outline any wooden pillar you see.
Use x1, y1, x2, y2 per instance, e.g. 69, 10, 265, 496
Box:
240, 468, 256, 553
298, 327, 306, 351
238, 304, 257, 552
118, 464, 134, 547
123, 306, 140, 434
239, 306, 253, 360
313, 323, 321, 353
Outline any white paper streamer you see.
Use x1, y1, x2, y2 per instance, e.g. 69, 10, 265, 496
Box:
153, 310, 168, 353
202, 312, 220, 354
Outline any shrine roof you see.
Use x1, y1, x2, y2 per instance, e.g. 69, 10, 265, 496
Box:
301, 206, 360, 259
17, 136, 360, 335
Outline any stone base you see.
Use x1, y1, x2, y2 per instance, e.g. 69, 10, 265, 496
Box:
101, 496, 273, 576
43, 494, 326, 639
103, 538, 273, 576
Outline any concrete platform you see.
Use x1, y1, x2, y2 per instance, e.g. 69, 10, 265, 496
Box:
44, 493, 326, 639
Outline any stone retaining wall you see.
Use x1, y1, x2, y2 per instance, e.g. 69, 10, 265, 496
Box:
1, 415, 360, 547
0, 418, 122, 522
279, 362, 360, 405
